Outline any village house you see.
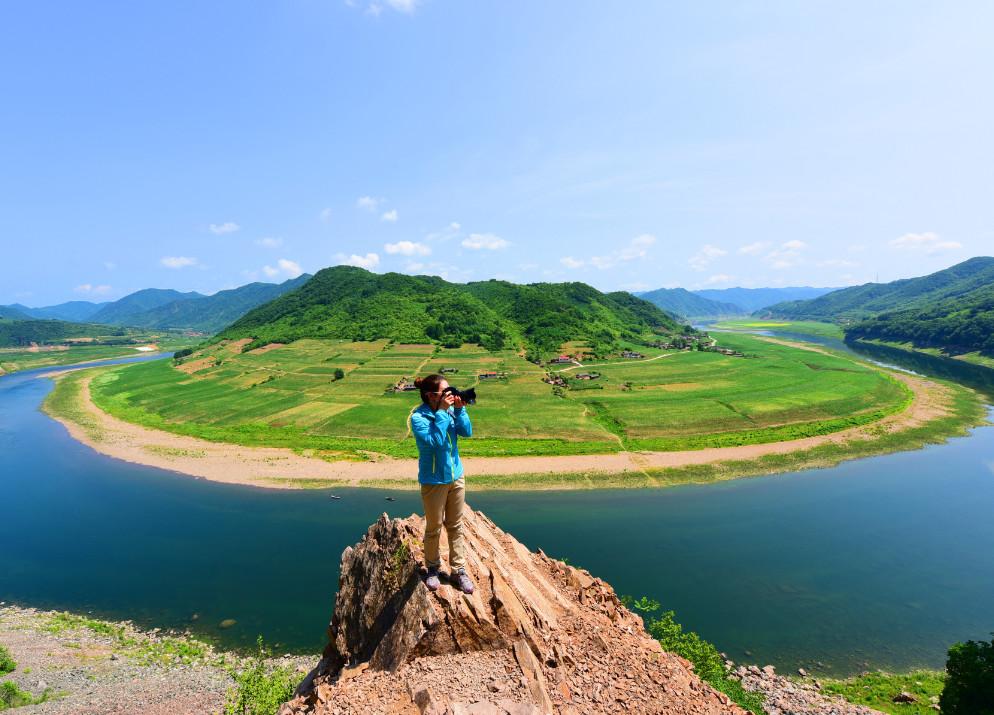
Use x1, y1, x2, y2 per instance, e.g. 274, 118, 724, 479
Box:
478, 371, 507, 379
550, 354, 575, 364
621, 350, 644, 359
575, 372, 601, 380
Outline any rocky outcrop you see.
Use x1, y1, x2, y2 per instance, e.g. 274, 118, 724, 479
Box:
280, 507, 747, 715
731, 664, 885, 715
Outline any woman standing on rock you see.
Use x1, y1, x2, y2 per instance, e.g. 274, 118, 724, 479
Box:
410, 374, 475, 595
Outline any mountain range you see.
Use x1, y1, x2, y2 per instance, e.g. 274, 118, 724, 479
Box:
2, 275, 310, 334
218, 265, 684, 355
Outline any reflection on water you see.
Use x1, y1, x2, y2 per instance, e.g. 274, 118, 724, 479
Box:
2, 351, 993, 675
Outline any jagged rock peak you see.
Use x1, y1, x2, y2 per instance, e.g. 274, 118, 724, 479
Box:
280, 507, 745, 715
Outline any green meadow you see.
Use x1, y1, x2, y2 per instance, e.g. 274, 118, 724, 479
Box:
0, 334, 194, 375
711, 319, 844, 339
81, 332, 911, 461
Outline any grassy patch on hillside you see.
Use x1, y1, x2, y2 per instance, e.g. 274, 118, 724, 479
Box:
73, 334, 915, 464
0, 335, 193, 375
819, 670, 945, 714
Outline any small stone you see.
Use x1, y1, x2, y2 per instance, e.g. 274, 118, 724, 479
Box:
109, 653, 119, 661
893, 691, 918, 703
762, 665, 776, 677
218, 619, 237, 629
797, 667, 808, 677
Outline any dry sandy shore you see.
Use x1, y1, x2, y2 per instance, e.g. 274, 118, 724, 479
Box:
38, 343, 956, 490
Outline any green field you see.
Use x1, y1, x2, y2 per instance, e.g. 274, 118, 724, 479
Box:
81, 332, 911, 460
711, 319, 844, 339
0, 334, 195, 375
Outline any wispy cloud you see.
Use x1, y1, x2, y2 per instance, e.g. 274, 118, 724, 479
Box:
385, 240, 430, 256
562, 234, 657, 271
890, 232, 962, 254
161, 256, 200, 269
319, 208, 333, 223
103, 261, 117, 270
704, 273, 734, 286
75, 283, 112, 295
560, 256, 584, 269
764, 240, 807, 270
462, 233, 510, 250
738, 241, 770, 255
255, 237, 284, 248
347, 0, 418, 15
688, 244, 727, 271
356, 196, 382, 212
336, 252, 380, 270
381, 209, 399, 223
262, 258, 303, 279
209, 222, 240, 235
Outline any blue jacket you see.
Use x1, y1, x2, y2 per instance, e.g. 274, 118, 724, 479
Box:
410, 403, 472, 484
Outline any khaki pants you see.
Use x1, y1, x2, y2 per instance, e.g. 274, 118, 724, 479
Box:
420, 478, 466, 571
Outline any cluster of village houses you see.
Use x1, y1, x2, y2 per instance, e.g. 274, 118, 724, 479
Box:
390, 367, 508, 393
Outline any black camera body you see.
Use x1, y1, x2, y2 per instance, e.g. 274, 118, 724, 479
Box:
443, 386, 477, 405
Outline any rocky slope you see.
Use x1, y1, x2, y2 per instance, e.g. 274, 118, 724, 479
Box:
279, 508, 747, 715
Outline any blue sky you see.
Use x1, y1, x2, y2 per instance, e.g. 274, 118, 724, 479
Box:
2, 1, 992, 306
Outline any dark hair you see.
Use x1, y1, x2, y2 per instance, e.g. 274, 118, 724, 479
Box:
414, 374, 445, 403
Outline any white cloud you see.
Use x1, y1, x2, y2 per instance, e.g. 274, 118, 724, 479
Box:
385, 240, 431, 256
349, 0, 416, 15
386, 0, 417, 11
462, 233, 510, 250
319, 208, 333, 223
209, 222, 240, 235
381, 209, 398, 223
688, 244, 728, 271
405, 262, 426, 273
560, 256, 585, 269
738, 241, 771, 255
75, 283, 112, 295
356, 196, 382, 212
161, 256, 199, 269
621, 281, 651, 291
256, 237, 284, 248
336, 252, 381, 270
103, 261, 116, 270
424, 222, 462, 243
763, 240, 807, 270
563, 234, 657, 271
818, 258, 858, 268
262, 258, 303, 279
890, 232, 962, 254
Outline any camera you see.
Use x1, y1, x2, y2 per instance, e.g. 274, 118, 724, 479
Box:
442, 386, 477, 405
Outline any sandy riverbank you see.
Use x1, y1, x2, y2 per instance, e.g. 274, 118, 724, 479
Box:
39, 357, 958, 490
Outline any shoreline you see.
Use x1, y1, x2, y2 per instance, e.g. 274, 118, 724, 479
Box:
39, 356, 986, 491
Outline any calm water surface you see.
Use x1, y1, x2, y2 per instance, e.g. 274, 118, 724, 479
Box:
1, 351, 993, 676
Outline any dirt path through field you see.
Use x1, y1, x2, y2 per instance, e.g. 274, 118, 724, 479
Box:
39, 362, 954, 490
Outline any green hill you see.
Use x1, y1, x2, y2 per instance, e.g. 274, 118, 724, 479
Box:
846, 287, 994, 358
762, 257, 994, 321
0, 319, 127, 348
0, 305, 31, 320
636, 287, 742, 319
88, 288, 206, 325
5, 300, 108, 322
217, 266, 685, 355
109, 275, 311, 333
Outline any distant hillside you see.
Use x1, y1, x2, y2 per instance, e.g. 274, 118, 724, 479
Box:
694, 286, 837, 313
8, 300, 109, 322
636, 287, 742, 319
763, 257, 994, 322
0, 320, 127, 348
0, 305, 31, 320
89, 289, 205, 325
109, 275, 311, 333
846, 284, 994, 358
218, 266, 684, 354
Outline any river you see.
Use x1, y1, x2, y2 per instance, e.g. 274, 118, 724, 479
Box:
1, 345, 993, 676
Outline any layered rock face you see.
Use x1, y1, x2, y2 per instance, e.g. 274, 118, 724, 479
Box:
280, 507, 745, 715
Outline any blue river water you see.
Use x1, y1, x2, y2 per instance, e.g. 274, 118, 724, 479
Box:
1, 347, 993, 676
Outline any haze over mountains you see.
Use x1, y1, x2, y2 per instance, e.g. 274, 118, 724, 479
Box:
635, 286, 838, 319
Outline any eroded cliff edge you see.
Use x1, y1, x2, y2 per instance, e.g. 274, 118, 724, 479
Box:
279, 507, 746, 715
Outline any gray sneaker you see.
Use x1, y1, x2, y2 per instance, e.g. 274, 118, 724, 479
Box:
425, 566, 440, 592
452, 568, 474, 595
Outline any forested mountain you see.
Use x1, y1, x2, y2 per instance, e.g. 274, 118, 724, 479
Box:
695, 286, 837, 313
103, 275, 311, 333
218, 266, 685, 354
88, 289, 205, 325
0, 305, 31, 320
7, 300, 109, 322
846, 287, 994, 357
635, 287, 742, 319
0, 320, 127, 348
762, 257, 994, 321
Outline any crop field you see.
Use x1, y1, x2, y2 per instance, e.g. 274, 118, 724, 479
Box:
88, 333, 910, 459
711, 319, 844, 339
0, 335, 194, 375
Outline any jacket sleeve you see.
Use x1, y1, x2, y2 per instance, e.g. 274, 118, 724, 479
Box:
453, 407, 472, 438
411, 409, 453, 448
